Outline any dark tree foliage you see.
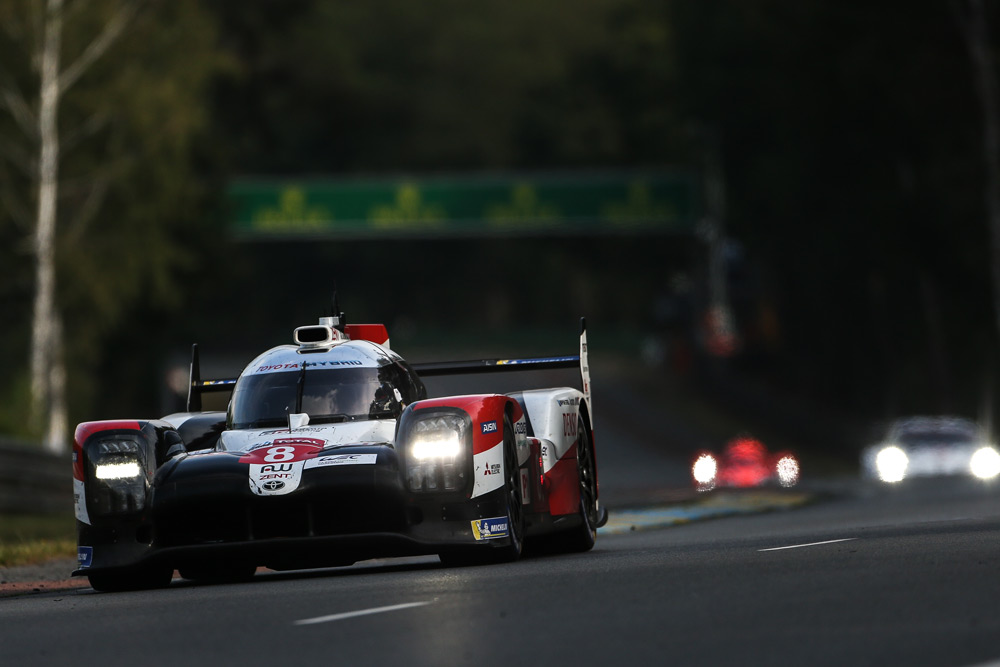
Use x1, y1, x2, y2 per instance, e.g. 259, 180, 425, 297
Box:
119, 1, 1000, 425
0, 0, 226, 433
7, 0, 1000, 432
207, 0, 678, 172
670, 1, 999, 419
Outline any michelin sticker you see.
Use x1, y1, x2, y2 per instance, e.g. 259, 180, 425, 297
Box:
471, 516, 509, 540
78, 546, 93, 568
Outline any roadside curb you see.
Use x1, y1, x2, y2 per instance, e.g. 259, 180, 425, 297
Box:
0, 578, 88, 598
598, 490, 815, 535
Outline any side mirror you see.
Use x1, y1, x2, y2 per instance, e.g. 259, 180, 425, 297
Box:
161, 430, 186, 463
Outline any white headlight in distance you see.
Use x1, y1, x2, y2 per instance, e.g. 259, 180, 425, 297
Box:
776, 456, 800, 487
692, 454, 717, 485
95, 461, 142, 480
876, 446, 908, 483
970, 447, 1000, 480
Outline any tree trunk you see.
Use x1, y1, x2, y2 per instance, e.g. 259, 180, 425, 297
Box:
30, 0, 66, 453
23, 0, 139, 453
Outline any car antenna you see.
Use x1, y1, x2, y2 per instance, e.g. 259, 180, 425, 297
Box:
331, 288, 346, 332
295, 360, 307, 417
186, 343, 202, 412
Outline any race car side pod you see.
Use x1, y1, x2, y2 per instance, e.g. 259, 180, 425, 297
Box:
185, 344, 237, 412
413, 318, 605, 529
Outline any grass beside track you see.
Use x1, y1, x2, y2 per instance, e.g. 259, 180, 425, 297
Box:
0, 513, 76, 567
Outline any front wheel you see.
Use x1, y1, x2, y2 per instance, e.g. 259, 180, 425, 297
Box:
565, 413, 598, 552
440, 413, 524, 566
498, 413, 525, 560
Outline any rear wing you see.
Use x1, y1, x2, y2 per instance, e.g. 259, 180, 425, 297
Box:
185, 318, 592, 414
410, 318, 592, 412
185, 344, 237, 412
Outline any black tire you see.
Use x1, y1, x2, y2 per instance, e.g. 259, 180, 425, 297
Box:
498, 413, 525, 560
87, 566, 173, 593
440, 413, 524, 566
565, 413, 598, 552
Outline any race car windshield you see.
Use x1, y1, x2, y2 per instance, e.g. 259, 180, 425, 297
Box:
897, 431, 976, 446
229, 366, 401, 429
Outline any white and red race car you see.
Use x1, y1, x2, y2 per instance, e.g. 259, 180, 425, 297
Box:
72, 309, 604, 591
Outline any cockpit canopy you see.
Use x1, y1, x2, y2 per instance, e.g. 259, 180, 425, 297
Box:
227, 343, 425, 429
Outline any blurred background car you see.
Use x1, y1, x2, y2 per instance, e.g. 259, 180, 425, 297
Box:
861, 416, 1000, 483
691, 435, 800, 492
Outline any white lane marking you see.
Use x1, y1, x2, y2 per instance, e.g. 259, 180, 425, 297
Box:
759, 538, 857, 552
294, 601, 432, 626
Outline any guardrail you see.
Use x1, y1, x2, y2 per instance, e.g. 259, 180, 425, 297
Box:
0, 439, 71, 515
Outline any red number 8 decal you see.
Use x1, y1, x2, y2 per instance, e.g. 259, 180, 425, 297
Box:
264, 446, 296, 463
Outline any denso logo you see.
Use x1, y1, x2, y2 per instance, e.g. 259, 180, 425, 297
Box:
481, 420, 498, 434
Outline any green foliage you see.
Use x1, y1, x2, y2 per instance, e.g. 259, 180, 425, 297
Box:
0, 513, 76, 567
0, 0, 232, 426
209, 0, 678, 172
669, 0, 999, 416
0, 373, 34, 440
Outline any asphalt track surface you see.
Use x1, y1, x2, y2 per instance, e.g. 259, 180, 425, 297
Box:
3, 370, 1000, 665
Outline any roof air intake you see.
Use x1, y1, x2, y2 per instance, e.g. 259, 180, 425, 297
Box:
294, 325, 334, 347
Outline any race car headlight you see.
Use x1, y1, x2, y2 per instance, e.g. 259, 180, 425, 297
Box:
410, 420, 463, 460
94, 460, 143, 480
86, 437, 148, 515
692, 454, 717, 487
776, 456, 800, 487
404, 413, 470, 493
970, 446, 1000, 480
875, 446, 908, 483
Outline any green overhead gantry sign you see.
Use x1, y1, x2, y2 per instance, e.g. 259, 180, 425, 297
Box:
229, 171, 699, 239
